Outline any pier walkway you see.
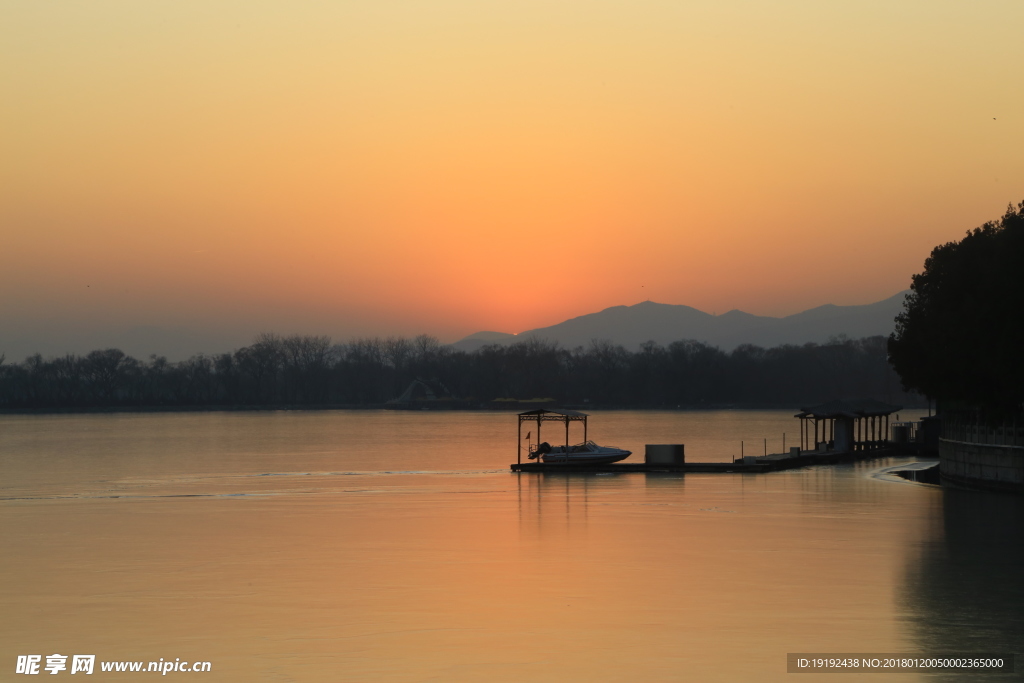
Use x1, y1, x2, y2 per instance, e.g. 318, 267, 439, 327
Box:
511, 447, 902, 474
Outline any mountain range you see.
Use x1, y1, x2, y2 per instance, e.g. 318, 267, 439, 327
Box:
452, 291, 910, 353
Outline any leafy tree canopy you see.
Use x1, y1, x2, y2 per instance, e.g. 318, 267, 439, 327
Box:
889, 201, 1024, 414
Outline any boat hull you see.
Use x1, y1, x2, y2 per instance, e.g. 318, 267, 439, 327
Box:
540, 449, 631, 465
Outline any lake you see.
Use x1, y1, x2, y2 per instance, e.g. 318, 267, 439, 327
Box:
1, 409, 1020, 681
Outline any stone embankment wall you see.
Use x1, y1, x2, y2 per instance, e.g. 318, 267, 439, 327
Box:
940, 426, 1024, 493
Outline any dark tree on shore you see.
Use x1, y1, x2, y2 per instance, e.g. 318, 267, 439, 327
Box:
888, 200, 1024, 415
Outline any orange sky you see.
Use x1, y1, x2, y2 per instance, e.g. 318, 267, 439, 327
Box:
2, 1, 1023, 355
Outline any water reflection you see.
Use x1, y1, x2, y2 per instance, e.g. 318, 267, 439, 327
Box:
515, 472, 691, 519
517, 473, 627, 525
902, 488, 1024, 681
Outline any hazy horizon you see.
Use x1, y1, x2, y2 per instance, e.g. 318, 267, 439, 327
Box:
0, 289, 907, 362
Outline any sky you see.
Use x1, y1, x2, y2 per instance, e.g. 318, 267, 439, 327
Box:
2, 0, 1022, 359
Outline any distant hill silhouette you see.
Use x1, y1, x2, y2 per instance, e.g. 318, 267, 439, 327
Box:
452, 291, 909, 352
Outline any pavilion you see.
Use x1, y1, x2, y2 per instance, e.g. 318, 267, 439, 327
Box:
795, 399, 902, 453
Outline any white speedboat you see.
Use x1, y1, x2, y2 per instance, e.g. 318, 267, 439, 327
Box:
529, 440, 631, 465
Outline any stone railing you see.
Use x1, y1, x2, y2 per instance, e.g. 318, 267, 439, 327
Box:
942, 422, 1024, 448
939, 420, 1024, 493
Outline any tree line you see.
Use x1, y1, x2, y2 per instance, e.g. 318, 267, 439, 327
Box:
0, 333, 918, 410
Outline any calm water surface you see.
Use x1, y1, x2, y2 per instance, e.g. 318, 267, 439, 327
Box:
1, 410, 1020, 681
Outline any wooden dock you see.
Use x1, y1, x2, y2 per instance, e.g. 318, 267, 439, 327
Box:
511, 448, 899, 474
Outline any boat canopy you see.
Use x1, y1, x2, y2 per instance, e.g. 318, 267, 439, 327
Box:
517, 409, 589, 464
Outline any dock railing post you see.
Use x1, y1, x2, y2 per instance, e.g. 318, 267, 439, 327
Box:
518, 418, 521, 465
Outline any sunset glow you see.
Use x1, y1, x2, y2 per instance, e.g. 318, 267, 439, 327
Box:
2, 0, 1023, 356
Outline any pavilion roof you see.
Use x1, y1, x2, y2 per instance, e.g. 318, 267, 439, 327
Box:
517, 408, 588, 419
795, 399, 902, 419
